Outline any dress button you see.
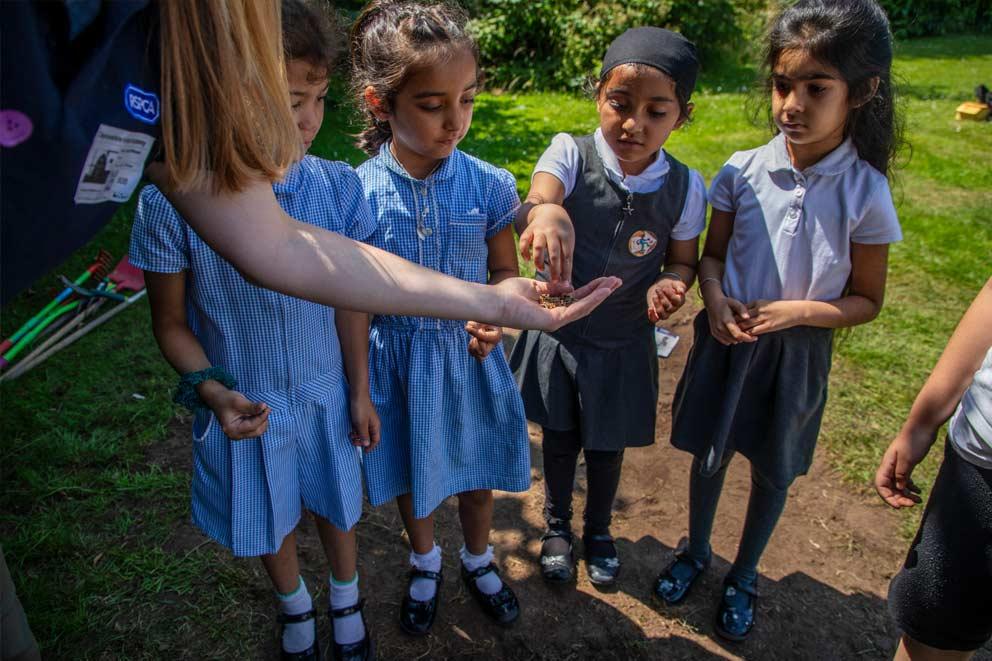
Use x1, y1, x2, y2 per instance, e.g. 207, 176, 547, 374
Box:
422, 226, 433, 236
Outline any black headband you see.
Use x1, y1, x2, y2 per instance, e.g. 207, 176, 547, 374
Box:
600, 27, 700, 100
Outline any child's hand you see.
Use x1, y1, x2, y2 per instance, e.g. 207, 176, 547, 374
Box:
874, 427, 934, 508
518, 204, 574, 284
200, 384, 270, 439
465, 321, 503, 361
349, 392, 381, 452
349, 389, 382, 452
704, 292, 756, 346
737, 300, 808, 336
647, 277, 687, 323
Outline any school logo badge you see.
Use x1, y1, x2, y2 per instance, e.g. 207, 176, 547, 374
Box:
123, 84, 160, 125
628, 230, 658, 257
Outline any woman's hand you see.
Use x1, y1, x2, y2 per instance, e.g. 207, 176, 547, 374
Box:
199, 381, 270, 439
495, 276, 622, 332
518, 204, 574, 284
349, 392, 381, 452
737, 299, 808, 336
465, 321, 503, 361
647, 277, 688, 323
874, 426, 934, 508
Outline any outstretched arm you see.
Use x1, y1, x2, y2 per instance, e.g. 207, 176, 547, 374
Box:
154, 175, 614, 330
874, 277, 992, 508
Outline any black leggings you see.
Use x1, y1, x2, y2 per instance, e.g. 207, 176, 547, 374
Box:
541, 427, 624, 536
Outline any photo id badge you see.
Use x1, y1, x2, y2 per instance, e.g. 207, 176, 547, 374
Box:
654, 325, 680, 358
74, 124, 155, 205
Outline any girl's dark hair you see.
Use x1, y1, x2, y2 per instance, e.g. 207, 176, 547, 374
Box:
764, 0, 903, 175
282, 0, 342, 78
350, 0, 479, 155
594, 64, 694, 123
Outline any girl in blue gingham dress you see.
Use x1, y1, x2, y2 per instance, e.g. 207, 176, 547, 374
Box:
350, 0, 531, 633
130, 8, 378, 656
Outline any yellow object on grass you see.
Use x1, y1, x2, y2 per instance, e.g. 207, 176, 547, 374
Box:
955, 101, 990, 121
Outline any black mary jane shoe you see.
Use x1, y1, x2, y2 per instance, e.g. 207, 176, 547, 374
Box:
461, 562, 520, 626
582, 534, 621, 586
540, 527, 576, 583
714, 576, 758, 642
278, 609, 320, 661
399, 568, 442, 636
329, 599, 375, 661
653, 541, 710, 606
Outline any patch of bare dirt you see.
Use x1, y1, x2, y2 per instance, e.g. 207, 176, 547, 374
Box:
143, 305, 992, 660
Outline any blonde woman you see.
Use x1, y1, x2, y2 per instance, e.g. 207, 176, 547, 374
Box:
0, 1, 615, 324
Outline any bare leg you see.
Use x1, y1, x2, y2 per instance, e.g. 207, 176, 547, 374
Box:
458, 489, 494, 555
894, 636, 975, 661
260, 531, 315, 653
260, 530, 301, 594
397, 492, 435, 553
313, 514, 358, 582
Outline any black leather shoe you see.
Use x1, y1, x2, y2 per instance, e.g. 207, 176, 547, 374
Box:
714, 576, 757, 641
540, 527, 575, 582
461, 563, 520, 626
278, 609, 319, 661
582, 534, 621, 586
329, 599, 375, 661
399, 568, 442, 636
653, 540, 709, 605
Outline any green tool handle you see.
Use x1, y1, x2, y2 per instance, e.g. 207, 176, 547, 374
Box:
3, 301, 80, 362
0, 270, 95, 354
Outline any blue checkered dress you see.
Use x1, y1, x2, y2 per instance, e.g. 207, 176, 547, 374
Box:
130, 156, 376, 557
357, 145, 531, 518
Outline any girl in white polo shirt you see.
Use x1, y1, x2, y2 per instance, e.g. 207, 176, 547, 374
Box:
655, 0, 904, 641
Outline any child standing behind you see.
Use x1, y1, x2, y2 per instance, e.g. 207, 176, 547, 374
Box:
511, 27, 706, 587
131, 2, 376, 659
656, 0, 904, 641
349, 0, 604, 636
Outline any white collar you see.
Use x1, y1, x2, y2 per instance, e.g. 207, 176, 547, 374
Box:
593, 127, 670, 189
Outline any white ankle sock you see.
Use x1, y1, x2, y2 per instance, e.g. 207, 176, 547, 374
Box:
276, 577, 315, 654
409, 543, 442, 601
329, 573, 365, 646
460, 545, 502, 595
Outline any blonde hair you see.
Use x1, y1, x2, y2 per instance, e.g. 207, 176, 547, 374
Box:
158, 1, 301, 193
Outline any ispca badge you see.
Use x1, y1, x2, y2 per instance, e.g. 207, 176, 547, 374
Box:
123, 84, 160, 125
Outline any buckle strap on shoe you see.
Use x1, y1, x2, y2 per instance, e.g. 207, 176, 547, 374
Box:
673, 548, 709, 573
329, 598, 365, 620
724, 576, 759, 597
583, 533, 615, 543
277, 608, 317, 625
408, 568, 442, 582
464, 562, 500, 581
541, 528, 573, 543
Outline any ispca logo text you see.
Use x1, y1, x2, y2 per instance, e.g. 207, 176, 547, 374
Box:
124, 84, 160, 125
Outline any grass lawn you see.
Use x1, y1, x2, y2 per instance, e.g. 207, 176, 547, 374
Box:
1, 33, 989, 657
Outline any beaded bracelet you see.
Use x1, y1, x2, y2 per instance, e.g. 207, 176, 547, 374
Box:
173, 366, 237, 411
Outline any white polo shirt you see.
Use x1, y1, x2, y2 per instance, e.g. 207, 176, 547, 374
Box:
709, 133, 902, 303
533, 128, 707, 242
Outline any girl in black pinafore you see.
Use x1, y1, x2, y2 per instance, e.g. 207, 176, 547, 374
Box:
510, 27, 705, 586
